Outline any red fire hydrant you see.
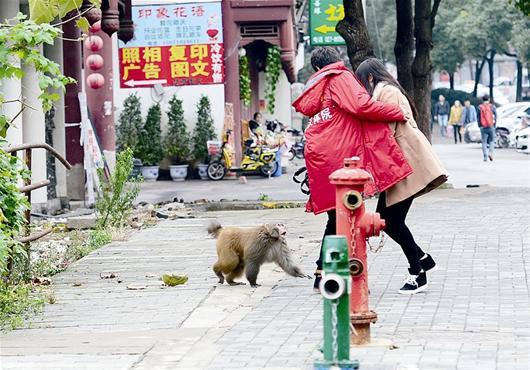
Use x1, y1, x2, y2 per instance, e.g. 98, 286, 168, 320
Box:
329, 157, 385, 345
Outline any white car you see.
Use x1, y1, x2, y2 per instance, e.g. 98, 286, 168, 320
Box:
464, 122, 482, 143
514, 127, 530, 153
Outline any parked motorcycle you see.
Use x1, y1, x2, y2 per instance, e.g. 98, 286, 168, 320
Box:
287, 128, 305, 160
207, 130, 278, 181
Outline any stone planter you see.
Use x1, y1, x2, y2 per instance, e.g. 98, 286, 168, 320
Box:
169, 164, 189, 182
141, 166, 159, 181
198, 163, 209, 180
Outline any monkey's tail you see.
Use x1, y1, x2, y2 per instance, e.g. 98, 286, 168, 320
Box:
207, 221, 222, 238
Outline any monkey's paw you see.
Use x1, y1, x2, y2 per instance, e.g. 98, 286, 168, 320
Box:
228, 282, 246, 286
250, 283, 261, 288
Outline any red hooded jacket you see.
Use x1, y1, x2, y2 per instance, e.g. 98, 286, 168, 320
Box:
292, 62, 413, 214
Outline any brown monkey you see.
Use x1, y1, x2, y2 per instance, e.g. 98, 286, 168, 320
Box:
208, 222, 310, 287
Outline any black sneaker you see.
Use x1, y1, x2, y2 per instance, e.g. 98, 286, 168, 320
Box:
420, 254, 437, 272
398, 270, 428, 295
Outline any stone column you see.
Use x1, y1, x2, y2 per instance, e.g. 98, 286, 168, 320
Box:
22, 52, 47, 207
0, 0, 23, 152
44, 39, 68, 201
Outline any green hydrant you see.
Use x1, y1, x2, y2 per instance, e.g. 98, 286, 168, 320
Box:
314, 236, 359, 370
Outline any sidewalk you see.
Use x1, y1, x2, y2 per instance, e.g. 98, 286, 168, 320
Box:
1, 187, 530, 369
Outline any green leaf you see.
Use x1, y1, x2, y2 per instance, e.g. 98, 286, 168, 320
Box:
75, 17, 90, 34
0, 116, 9, 139
29, 0, 59, 24
59, 0, 83, 18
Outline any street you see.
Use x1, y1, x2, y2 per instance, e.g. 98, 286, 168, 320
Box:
137, 143, 530, 204
1, 144, 529, 369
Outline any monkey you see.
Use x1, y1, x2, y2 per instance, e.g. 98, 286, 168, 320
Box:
208, 221, 311, 287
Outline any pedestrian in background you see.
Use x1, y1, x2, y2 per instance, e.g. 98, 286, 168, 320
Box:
434, 94, 450, 137
463, 99, 477, 126
477, 95, 497, 162
356, 58, 447, 294
292, 47, 409, 293
449, 100, 464, 144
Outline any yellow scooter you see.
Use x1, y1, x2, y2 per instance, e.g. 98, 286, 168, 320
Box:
207, 130, 278, 181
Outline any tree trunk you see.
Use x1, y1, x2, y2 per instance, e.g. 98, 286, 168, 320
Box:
516, 59, 523, 102
473, 57, 486, 97
394, 0, 414, 95
411, 0, 440, 140
337, 0, 375, 70
449, 72, 455, 90
486, 50, 496, 101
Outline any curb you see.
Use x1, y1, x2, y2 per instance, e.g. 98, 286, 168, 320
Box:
192, 201, 306, 212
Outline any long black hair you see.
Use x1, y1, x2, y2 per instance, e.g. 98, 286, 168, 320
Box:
356, 58, 418, 119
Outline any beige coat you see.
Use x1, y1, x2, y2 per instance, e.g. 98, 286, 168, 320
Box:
373, 82, 448, 206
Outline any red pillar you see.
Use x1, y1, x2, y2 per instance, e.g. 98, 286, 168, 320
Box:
85, 28, 116, 168
221, 0, 242, 165
62, 16, 85, 201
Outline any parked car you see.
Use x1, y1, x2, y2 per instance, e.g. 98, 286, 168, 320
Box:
514, 127, 530, 154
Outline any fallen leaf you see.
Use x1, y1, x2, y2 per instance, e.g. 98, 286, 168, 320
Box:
161, 274, 188, 286
126, 284, 147, 290
100, 272, 118, 279
72, 282, 82, 287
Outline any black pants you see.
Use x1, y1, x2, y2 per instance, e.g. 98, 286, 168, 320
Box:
453, 124, 462, 143
316, 210, 336, 270
376, 192, 425, 274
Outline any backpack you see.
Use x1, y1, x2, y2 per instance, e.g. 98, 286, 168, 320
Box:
479, 103, 495, 127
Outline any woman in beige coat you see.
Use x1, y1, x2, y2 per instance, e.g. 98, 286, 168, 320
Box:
356, 58, 448, 294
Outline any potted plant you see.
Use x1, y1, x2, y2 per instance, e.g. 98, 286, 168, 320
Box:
116, 93, 143, 177
137, 103, 163, 181
163, 95, 191, 181
192, 95, 216, 180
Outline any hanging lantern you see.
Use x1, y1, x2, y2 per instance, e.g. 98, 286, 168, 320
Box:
86, 55, 104, 71
86, 73, 105, 89
81, 0, 102, 25
89, 20, 102, 33
85, 35, 104, 52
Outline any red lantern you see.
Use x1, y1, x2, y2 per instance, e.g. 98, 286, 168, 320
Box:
89, 20, 102, 33
86, 73, 105, 89
85, 35, 104, 52
86, 54, 104, 71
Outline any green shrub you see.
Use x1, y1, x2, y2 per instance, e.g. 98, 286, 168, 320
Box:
136, 104, 163, 166
96, 148, 141, 229
0, 145, 30, 280
192, 96, 216, 163
117, 93, 143, 154
164, 96, 191, 165
0, 283, 44, 330
431, 88, 482, 111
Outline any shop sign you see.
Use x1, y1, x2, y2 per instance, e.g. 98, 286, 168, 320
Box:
309, 0, 345, 46
119, 2, 224, 88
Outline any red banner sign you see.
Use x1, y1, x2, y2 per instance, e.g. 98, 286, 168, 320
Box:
119, 43, 224, 88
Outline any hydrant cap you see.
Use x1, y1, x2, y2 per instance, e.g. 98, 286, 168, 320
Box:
329, 156, 371, 184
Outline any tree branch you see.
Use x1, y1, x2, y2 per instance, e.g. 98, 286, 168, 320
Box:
431, 0, 442, 28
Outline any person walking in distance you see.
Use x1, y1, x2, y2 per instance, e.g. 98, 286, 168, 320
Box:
449, 100, 464, 144
292, 47, 411, 293
356, 58, 448, 294
434, 94, 450, 137
463, 99, 478, 126
477, 95, 497, 161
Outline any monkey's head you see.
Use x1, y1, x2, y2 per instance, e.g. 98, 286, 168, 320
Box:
264, 223, 288, 240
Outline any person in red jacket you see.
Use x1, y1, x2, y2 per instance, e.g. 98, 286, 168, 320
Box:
292, 47, 411, 292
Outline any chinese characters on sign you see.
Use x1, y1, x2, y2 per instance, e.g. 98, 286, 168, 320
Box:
118, 2, 224, 88
309, 0, 345, 46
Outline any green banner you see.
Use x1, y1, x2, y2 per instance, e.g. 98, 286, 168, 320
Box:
309, 0, 345, 46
